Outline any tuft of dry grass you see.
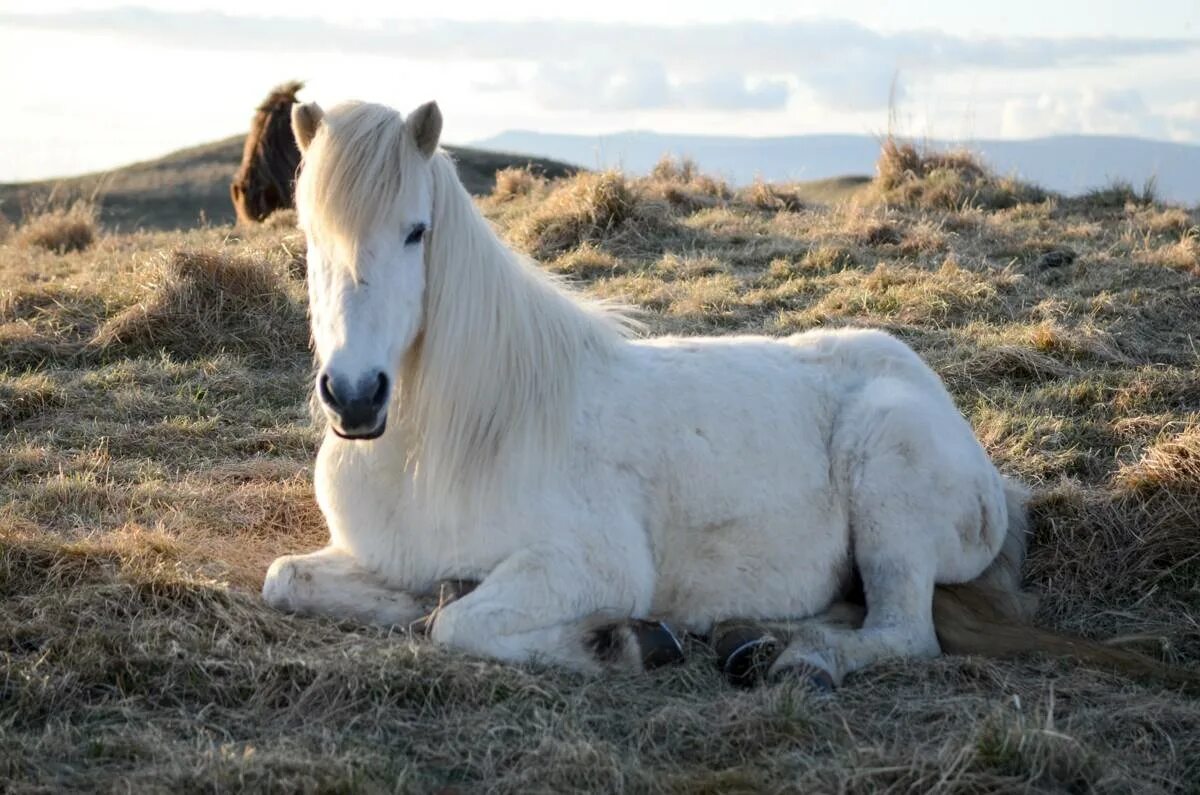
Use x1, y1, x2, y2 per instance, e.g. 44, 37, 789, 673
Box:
15, 201, 99, 253
491, 165, 545, 201
875, 138, 1046, 211
650, 154, 700, 183
261, 207, 298, 229
742, 179, 805, 212
1081, 178, 1159, 209
510, 171, 683, 261
1115, 424, 1200, 497
643, 155, 730, 213
90, 248, 306, 362
546, 242, 626, 279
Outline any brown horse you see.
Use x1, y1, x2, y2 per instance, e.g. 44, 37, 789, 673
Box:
230, 81, 304, 224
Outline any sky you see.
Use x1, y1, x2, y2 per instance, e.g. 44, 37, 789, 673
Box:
2, 0, 1199, 181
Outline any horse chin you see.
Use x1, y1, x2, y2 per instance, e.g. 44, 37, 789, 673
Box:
330, 417, 387, 441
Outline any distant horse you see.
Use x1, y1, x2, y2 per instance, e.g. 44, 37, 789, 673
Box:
262, 99, 1191, 689
230, 81, 303, 225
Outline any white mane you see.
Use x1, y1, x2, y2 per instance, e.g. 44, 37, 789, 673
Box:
406, 154, 633, 506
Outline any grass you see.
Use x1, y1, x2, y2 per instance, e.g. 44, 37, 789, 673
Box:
875, 138, 1047, 211
14, 200, 98, 253
2, 144, 1200, 791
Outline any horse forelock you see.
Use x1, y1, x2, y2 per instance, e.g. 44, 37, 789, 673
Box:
295, 102, 413, 272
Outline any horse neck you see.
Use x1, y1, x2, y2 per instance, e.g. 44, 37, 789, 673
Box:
398, 154, 621, 506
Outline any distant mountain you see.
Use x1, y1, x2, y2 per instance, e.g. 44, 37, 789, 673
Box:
474, 131, 1200, 205
0, 137, 577, 230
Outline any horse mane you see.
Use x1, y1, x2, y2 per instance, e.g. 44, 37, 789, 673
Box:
231, 81, 304, 224
296, 101, 634, 509
404, 153, 633, 507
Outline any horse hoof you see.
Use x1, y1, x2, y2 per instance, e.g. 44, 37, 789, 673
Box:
770, 661, 836, 693
713, 621, 781, 688
632, 620, 685, 669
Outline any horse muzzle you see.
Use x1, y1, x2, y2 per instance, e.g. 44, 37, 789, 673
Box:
318, 369, 390, 440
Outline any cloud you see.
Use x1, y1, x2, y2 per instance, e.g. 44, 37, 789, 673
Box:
3, 8, 1198, 114
533, 63, 790, 111
1000, 88, 1175, 139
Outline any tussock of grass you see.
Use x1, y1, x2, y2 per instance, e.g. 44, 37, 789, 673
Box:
1136, 206, 1195, 237
1081, 178, 1159, 209
1136, 231, 1200, 275
643, 155, 730, 212
491, 166, 545, 201
1115, 424, 1200, 496
876, 138, 1046, 211
261, 207, 298, 229
741, 179, 805, 212
860, 219, 903, 245
513, 171, 646, 258
0, 372, 63, 428
546, 243, 625, 279
15, 201, 98, 253
650, 154, 701, 184
91, 248, 306, 361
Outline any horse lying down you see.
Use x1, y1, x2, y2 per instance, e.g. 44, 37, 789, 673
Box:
262, 97, 1196, 691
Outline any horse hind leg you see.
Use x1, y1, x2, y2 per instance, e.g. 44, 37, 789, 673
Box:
766, 555, 940, 688
763, 393, 1005, 687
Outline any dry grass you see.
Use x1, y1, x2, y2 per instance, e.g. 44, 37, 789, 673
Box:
491, 165, 546, 201
91, 248, 307, 362
875, 138, 1047, 211
14, 201, 99, 253
3, 146, 1200, 791
513, 170, 645, 258
741, 179, 805, 212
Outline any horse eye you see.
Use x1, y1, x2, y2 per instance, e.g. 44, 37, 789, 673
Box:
405, 224, 426, 246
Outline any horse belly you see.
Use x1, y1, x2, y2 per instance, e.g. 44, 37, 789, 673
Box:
645, 436, 852, 632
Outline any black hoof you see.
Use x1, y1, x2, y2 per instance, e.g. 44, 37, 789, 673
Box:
770, 661, 836, 693
713, 622, 781, 688
632, 620, 685, 669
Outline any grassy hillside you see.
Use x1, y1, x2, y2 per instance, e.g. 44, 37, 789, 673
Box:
0, 135, 578, 231
1, 147, 1198, 791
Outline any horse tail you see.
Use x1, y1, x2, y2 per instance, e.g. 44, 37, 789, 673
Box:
932, 480, 1200, 692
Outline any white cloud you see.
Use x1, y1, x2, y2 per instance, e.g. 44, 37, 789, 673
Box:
1000, 88, 1176, 139
3, 8, 1197, 114
532, 63, 790, 111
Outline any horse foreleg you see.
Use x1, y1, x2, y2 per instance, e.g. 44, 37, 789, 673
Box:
428, 543, 676, 672
262, 547, 426, 628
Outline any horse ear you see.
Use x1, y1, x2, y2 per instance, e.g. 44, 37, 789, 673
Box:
408, 101, 442, 158
292, 102, 324, 153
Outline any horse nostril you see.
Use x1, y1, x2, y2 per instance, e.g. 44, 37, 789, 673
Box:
318, 373, 341, 410
371, 372, 390, 409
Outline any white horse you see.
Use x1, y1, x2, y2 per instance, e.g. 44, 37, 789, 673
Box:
262, 99, 1031, 687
